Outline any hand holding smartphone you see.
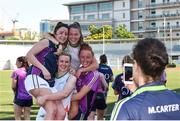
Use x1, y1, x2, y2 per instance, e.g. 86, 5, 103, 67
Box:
123, 63, 133, 84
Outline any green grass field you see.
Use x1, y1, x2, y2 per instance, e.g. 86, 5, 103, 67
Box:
0, 67, 179, 120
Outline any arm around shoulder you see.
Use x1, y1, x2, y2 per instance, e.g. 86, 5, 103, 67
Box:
46, 75, 77, 101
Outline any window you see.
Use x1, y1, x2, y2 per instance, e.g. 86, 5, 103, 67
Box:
151, 22, 156, 27
81, 25, 89, 31
177, 21, 179, 26
123, 2, 125, 7
176, 33, 179, 36
151, 0, 156, 3
177, 10, 180, 14
167, 22, 170, 27
50, 25, 55, 32
99, 2, 112, 11
123, 13, 125, 19
87, 15, 95, 20
138, 11, 143, 18
138, 22, 143, 30
73, 16, 81, 20
151, 10, 156, 15
138, 0, 143, 8
138, 34, 143, 38
70, 5, 83, 14
102, 13, 110, 20
85, 4, 97, 12
40, 22, 50, 32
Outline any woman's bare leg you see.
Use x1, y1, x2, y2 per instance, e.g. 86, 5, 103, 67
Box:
55, 101, 66, 120
68, 101, 79, 119
87, 111, 96, 120
14, 104, 22, 120
23, 107, 31, 120
30, 88, 57, 120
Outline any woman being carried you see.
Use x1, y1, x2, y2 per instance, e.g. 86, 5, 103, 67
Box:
24, 22, 69, 120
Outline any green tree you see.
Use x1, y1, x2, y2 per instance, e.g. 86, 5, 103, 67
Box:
23, 32, 32, 40
115, 25, 136, 39
85, 25, 112, 40
5, 37, 19, 40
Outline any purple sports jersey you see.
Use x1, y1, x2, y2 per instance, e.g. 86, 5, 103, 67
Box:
28, 40, 58, 85
76, 70, 101, 113
11, 67, 32, 100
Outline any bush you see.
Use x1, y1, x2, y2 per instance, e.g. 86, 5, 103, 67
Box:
167, 63, 176, 68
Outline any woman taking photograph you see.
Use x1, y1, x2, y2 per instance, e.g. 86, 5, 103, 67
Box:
111, 38, 180, 120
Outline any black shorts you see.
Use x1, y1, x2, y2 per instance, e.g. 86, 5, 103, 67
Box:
14, 98, 33, 107
94, 92, 107, 110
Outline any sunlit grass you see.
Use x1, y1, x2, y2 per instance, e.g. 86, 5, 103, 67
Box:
0, 67, 179, 120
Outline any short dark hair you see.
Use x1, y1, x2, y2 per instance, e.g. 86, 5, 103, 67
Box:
132, 38, 168, 80
58, 52, 71, 62
100, 54, 107, 64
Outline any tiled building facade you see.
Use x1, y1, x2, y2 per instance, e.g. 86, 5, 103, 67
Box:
40, 0, 180, 39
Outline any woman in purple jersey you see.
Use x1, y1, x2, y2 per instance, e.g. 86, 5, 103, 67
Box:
68, 43, 101, 120
24, 22, 69, 120
11, 56, 32, 120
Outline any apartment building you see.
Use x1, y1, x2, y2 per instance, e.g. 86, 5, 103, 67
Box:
40, 0, 180, 39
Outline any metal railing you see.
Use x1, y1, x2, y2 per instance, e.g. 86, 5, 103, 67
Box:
146, 1, 180, 8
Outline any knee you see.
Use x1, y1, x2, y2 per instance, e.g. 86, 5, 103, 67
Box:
88, 112, 95, 120
46, 105, 57, 116
57, 110, 66, 119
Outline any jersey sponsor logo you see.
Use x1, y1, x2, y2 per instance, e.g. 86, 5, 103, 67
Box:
104, 73, 110, 80
148, 104, 179, 114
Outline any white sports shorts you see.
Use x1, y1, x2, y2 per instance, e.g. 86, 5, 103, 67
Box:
25, 74, 50, 93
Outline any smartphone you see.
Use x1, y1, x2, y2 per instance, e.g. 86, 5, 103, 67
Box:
123, 63, 133, 84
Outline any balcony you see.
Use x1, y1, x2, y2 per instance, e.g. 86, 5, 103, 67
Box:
146, 13, 180, 20
146, 1, 180, 9
146, 25, 180, 32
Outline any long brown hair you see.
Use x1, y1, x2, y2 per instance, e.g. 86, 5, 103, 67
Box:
69, 22, 84, 46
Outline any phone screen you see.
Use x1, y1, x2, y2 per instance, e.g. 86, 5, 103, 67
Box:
125, 66, 133, 82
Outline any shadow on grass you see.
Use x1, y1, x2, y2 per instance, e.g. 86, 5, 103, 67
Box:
0, 111, 14, 115
105, 101, 116, 120
173, 88, 180, 94
0, 110, 38, 120
0, 103, 13, 106
31, 105, 39, 110
0, 111, 14, 120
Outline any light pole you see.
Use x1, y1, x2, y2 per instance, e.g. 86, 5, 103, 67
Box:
103, 26, 105, 54
164, 16, 166, 44
170, 27, 173, 64
157, 26, 160, 38
12, 19, 18, 34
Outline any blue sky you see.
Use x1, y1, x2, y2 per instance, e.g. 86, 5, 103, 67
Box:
0, 0, 75, 32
